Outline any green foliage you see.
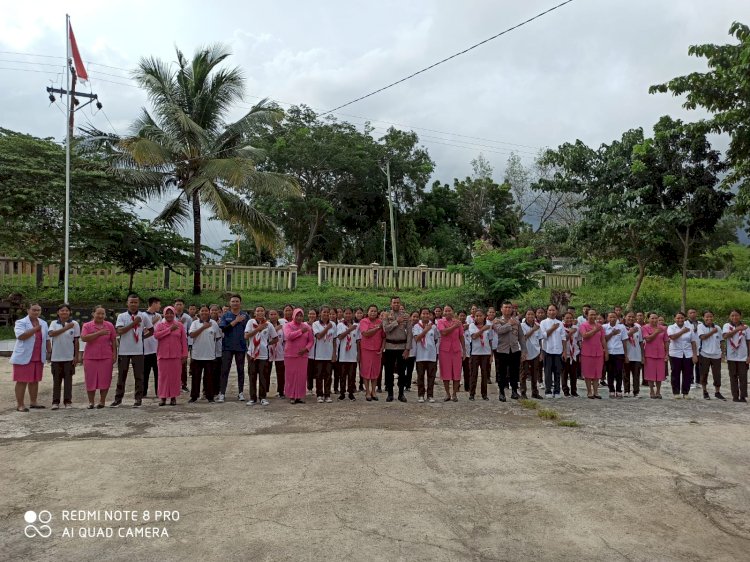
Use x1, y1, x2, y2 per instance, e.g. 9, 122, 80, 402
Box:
537, 408, 559, 420
0, 128, 142, 265
519, 399, 539, 410
518, 275, 750, 318
451, 247, 545, 306
650, 22, 750, 212
557, 420, 580, 427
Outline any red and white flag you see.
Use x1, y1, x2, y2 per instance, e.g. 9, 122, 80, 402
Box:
68, 21, 88, 82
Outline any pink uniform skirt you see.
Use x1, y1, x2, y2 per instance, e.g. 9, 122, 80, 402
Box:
13, 361, 43, 383
439, 352, 462, 381
580, 355, 604, 380
360, 348, 382, 380
643, 357, 667, 382
84, 358, 114, 391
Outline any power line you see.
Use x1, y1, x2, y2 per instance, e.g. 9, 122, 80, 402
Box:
320, 0, 575, 115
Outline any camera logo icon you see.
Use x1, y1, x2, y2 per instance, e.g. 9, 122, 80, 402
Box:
24, 510, 52, 538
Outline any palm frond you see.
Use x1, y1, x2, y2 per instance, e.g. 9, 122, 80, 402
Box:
203, 183, 279, 247
153, 194, 191, 228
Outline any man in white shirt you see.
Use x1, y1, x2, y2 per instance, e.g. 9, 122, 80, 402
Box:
667, 313, 698, 399
622, 312, 643, 397
685, 308, 701, 388
112, 293, 153, 408
244, 306, 278, 406
577, 304, 591, 327
540, 304, 567, 398
722, 309, 749, 402
189, 305, 221, 403
143, 297, 161, 398
47, 303, 80, 409
312, 306, 337, 403
413, 308, 439, 403
697, 310, 725, 401
520, 309, 543, 399
604, 312, 629, 398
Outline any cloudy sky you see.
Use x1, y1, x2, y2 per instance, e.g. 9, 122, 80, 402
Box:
2, 0, 748, 248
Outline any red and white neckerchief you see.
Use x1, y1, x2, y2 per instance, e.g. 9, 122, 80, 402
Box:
252, 321, 262, 358
418, 321, 430, 347
730, 323, 745, 351
323, 322, 334, 342
131, 314, 140, 343
343, 322, 353, 352
478, 325, 486, 348
626, 325, 636, 347
566, 326, 577, 361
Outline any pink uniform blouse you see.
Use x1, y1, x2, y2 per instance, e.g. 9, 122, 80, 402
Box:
437, 318, 462, 353
358, 318, 384, 351
283, 321, 313, 356
81, 321, 116, 360
579, 321, 605, 357
641, 325, 668, 359
154, 321, 188, 359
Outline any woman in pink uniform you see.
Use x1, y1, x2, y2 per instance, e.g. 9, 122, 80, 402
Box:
10, 304, 49, 412
80, 306, 117, 409
284, 308, 313, 404
154, 306, 188, 406
437, 305, 466, 402
641, 312, 669, 399
578, 308, 608, 399
359, 305, 385, 402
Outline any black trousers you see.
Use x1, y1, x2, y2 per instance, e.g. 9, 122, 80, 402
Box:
191, 359, 214, 400
143, 353, 158, 396
220, 350, 245, 395
383, 349, 407, 395
495, 350, 521, 392
405, 356, 416, 388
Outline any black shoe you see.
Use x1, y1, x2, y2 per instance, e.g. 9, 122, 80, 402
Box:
366, 396, 372, 402
132, 401, 142, 408
532, 393, 543, 400
511, 391, 520, 400
703, 391, 710, 400
376, 387, 382, 393
359, 384, 364, 392
338, 394, 345, 401
181, 386, 189, 392
398, 394, 407, 403
499, 392, 506, 402
444, 396, 452, 402
740, 398, 748, 403
188, 398, 197, 403
733, 398, 741, 402
715, 392, 726, 401
349, 393, 356, 401
521, 392, 527, 399
386, 395, 394, 402
295, 399, 305, 404
571, 392, 579, 397
278, 393, 286, 399
469, 395, 475, 401
371, 395, 379, 401
109, 400, 122, 408
170, 399, 177, 406
159, 400, 167, 406
483, 396, 489, 401
563, 389, 570, 397
207, 399, 215, 403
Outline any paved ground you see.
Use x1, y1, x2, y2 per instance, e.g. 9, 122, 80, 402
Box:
0, 358, 748, 561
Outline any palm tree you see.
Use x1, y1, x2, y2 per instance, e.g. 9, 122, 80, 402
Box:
93, 44, 298, 294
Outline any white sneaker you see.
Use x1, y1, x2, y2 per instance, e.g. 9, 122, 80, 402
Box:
246, 400, 256, 406
324, 397, 333, 403
217, 394, 225, 403
238, 392, 245, 401
418, 396, 425, 403
428, 397, 435, 403
553, 393, 560, 399
260, 399, 270, 406
545, 393, 553, 399
317, 397, 324, 403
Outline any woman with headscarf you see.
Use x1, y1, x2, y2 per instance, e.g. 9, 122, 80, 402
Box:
284, 308, 314, 404
154, 306, 188, 406
437, 305, 466, 402
80, 305, 117, 409
10, 303, 49, 412
578, 308, 608, 399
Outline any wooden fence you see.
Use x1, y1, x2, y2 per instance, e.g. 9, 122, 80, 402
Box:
317, 261, 463, 289
0, 258, 298, 292
541, 272, 587, 289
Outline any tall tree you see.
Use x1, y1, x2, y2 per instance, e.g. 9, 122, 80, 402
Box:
84, 45, 298, 294
632, 116, 730, 311
650, 22, 750, 211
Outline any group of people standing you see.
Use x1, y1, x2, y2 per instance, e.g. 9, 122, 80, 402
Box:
8, 296, 749, 412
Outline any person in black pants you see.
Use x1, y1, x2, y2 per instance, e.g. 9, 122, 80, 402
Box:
492, 301, 522, 401
142, 297, 161, 398
217, 294, 249, 403
382, 297, 412, 402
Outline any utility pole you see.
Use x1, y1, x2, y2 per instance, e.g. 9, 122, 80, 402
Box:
44, 15, 100, 303
380, 160, 398, 289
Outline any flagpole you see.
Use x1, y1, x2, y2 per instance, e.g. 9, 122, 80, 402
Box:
64, 13, 71, 304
